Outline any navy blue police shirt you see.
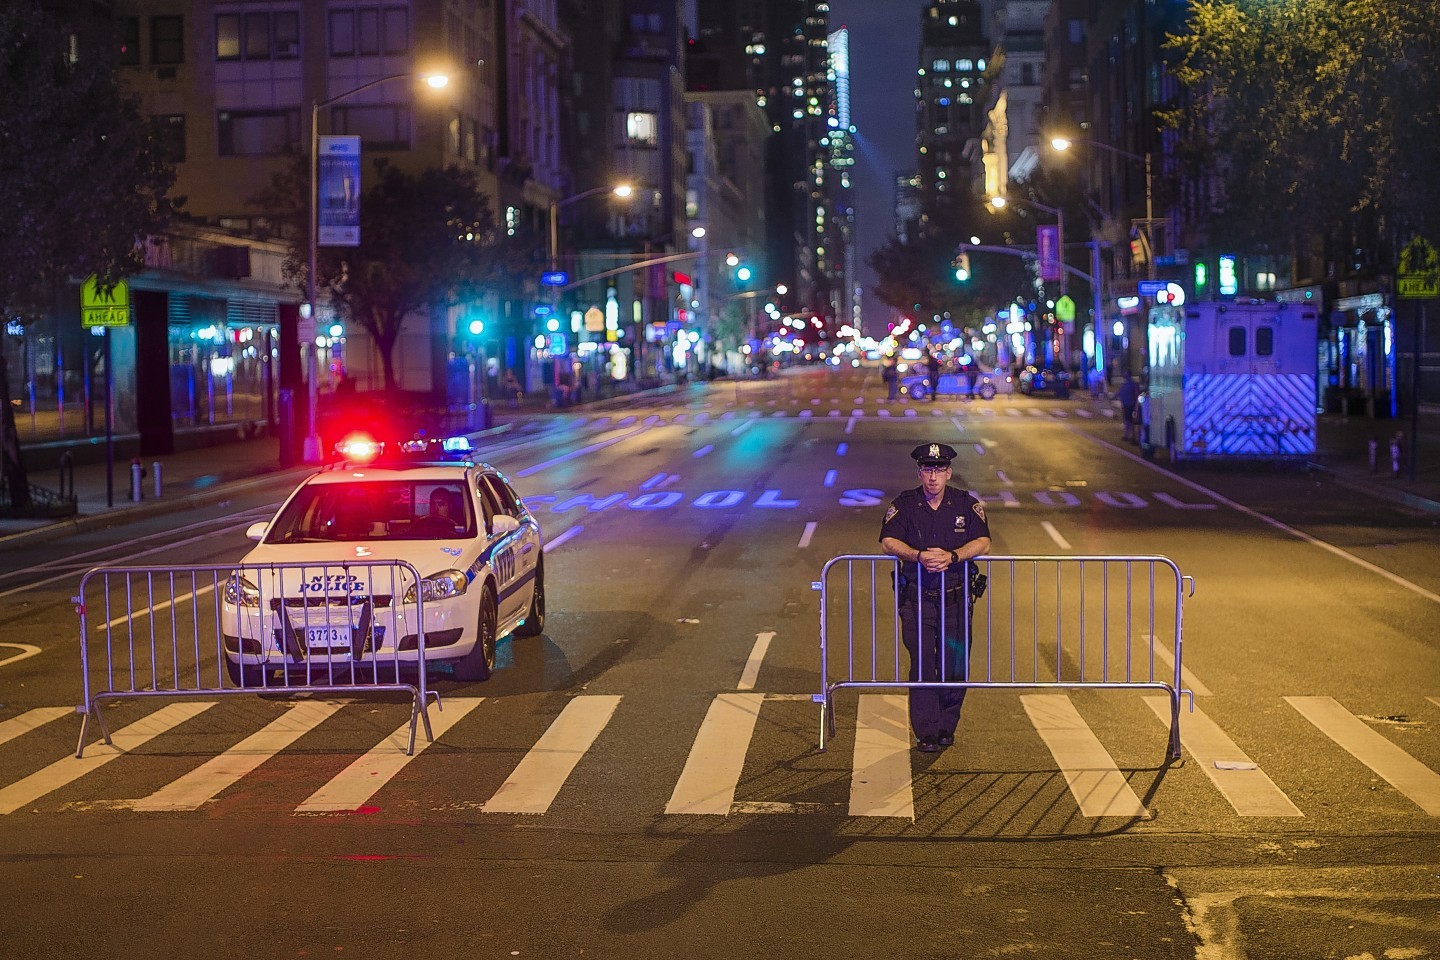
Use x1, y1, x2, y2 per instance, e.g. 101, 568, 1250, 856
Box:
879, 485, 991, 590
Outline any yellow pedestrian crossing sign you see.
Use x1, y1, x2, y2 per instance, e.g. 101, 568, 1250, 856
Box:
1398, 235, 1439, 299
81, 276, 132, 327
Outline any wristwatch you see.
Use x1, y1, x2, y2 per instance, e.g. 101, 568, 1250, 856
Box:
950, 550, 960, 565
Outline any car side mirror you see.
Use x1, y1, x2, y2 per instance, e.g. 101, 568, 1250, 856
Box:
490, 514, 521, 537
245, 521, 268, 541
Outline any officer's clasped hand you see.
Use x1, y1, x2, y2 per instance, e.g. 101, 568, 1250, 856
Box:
919, 547, 954, 572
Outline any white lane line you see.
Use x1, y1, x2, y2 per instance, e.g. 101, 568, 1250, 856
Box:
0, 707, 71, 747
738, 632, 776, 690
126, 699, 347, 812
1429, 697, 1440, 711
0, 643, 42, 668
849, 694, 914, 819
515, 424, 651, 478
94, 582, 218, 631
1041, 521, 1072, 550
484, 695, 622, 814
1073, 428, 1440, 603
995, 470, 1014, 486
823, 469, 837, 488
1021, 694, 1148, 818
295, 697, 484, 813
693, 444, 714, 458
666, 693, 763, 815
543, 526, 583, 552
0, 702, 216, 815
1143, 697, 1301, 817
844, 415, 859, 434
1286, 696, 1440, 815
836, 443, 848, 456
972, 443, 985, 456
730, 420, 754, 436
797, 522, 817, 549
1148, 634, 1212, 697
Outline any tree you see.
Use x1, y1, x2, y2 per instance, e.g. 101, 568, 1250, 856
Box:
255, 157, 530, 390
0, 2, 177, 512
1165, 0, 1440, 267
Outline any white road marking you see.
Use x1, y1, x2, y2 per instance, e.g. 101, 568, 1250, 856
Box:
1143, 697, 1301, 817
0, 643, 42, 668
995, 470, 1014, 486
126, 699, 347, 812
543, 525, 583, 552
515, 424, 652, 478
797, 522, 817, 549
1286, 696, 1440, 815
1148, 635, 1212, 697
836, 443, 848, 456
0, 702, 216, 815
666, 693, 764, 815
849, 694, 914, 819
693, 444, 714, 458
1021, 694, 1148, 818
484, 695, 621, 814
738, 632, 776, 690
1074, 428, 1440, 603
823, 469, 837, 488
294, 697, 484, 813
1041, 521, 1072, 550
0, 707, 71, 747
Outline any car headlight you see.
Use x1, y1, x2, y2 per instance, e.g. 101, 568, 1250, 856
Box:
224, 575, 261, 608
403, 569, 469, 603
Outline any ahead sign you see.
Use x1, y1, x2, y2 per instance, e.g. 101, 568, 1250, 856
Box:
81, 276, 131, 327
1398, 235, 1439, 299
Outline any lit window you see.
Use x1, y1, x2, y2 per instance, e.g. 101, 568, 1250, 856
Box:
625, 111, 658, 145
932, 58, 949, 71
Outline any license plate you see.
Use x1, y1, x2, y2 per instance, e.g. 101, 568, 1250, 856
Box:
302, 624, 351, 649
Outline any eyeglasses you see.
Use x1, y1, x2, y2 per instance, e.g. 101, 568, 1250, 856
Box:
919, 465, 950, 475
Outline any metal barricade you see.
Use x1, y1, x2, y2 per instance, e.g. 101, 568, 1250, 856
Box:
813, 555, 1195, 759
74, 560, 439, 757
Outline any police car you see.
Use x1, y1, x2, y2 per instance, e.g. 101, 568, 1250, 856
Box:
221, 435, 544, 684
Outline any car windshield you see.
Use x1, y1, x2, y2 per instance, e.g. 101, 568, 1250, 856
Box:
264, 480, 476, 542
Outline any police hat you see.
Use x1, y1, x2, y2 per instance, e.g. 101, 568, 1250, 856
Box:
911, 442, 958, 467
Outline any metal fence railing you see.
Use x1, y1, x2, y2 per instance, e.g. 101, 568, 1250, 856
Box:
75, 560, 440, 757
813, 555, 1195, 760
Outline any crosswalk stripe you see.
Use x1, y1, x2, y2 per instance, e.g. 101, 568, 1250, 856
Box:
1143, 697, 1301, 817
1021, 694, 1148, 818
0, 707, 71, 747
484, 695, 622, 814
666, 693, 763, 815
0, 702, 216, 815
849, 694, 914, 819
294, 697, 484, 813
1148, 635, 1212, 697
126, 700, 348, 812
1286, 696, 1440, 815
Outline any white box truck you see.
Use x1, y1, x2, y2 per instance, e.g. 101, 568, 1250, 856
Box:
1142, 300, 1320, 461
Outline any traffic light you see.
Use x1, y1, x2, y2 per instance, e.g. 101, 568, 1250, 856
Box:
953, 252, 971, 282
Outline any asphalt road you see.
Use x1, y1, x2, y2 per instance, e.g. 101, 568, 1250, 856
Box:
2, 368, 1437, 959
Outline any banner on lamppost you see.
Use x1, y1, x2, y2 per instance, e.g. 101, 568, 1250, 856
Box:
1037, 224, 1061, 282
318, 135, 361, 247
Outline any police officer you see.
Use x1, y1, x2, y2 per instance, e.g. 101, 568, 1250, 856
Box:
879, 442, 992, 752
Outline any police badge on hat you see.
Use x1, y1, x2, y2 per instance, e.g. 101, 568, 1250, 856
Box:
911, 442, 958, 467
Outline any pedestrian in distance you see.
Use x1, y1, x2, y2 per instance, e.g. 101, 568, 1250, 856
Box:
881, 354, 899, 401
926, 349, 941, 403
1118, 371, 1140, 442
879, 442, 993, 753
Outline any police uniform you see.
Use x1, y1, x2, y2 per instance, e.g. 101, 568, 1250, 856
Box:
879, 442, 991, 749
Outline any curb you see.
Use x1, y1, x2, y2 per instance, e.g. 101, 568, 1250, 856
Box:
1304, 460, 1440, 515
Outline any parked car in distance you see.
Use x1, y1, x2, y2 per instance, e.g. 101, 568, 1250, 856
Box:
1017, 365, 1072, 397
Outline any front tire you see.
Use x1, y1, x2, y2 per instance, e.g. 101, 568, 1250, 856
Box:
453, 589, 498, 681
977, 380, 997, 401
514, 558, 545, 637
909, 383, 927, 400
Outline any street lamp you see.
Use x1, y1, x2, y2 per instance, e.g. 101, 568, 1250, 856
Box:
302, 70, 449, 463
548, 183, 634, 271
1051, 136, 1154, 279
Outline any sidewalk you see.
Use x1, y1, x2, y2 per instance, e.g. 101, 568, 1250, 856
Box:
3, 387, 1438, 547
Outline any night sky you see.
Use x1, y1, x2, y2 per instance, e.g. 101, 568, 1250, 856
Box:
830, 0, 929, 327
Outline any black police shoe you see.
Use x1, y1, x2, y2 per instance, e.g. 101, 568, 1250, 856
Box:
938, 732, 955, 748
917, 736, 940, 753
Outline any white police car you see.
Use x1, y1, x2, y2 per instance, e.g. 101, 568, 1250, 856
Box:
221, 436, 544, 684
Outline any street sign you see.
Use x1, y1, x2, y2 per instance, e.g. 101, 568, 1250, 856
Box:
80, 276, 131, 327
1398, 235, 1439, 299
1054, 295, 1076, 322
540, 271, 568, 287
584, 306, 605, 332
1137, 280, 1168, 296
